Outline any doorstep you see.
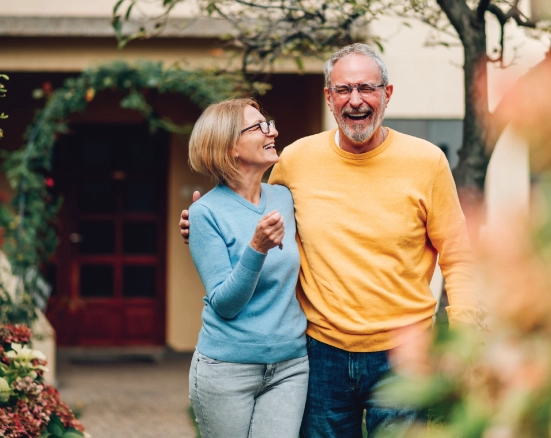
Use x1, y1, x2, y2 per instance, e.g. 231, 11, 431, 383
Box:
57, 345, 167, 363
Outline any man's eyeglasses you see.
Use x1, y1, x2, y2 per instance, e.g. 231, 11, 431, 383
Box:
241, 120, 276, 135
328, 83, 385, 97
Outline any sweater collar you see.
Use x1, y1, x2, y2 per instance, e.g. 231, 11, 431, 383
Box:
217, 183, 266, 214
330, 128, 394, 160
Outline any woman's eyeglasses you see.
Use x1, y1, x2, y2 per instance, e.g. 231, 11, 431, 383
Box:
241, 120, 276, 135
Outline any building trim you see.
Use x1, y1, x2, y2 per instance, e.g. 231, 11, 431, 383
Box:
0, 16, 234, 38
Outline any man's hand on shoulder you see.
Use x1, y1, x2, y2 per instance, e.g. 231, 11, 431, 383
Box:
180, 191, 201, 244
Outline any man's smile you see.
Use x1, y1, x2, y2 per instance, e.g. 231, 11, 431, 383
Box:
343, 108, 373, 121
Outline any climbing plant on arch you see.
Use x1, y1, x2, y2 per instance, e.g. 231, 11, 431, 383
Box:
0, 60, 245, 324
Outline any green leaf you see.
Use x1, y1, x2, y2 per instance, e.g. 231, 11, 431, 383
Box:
112, 15, 122, 35
206, 2, 216, 15
117, 36, 133, 50
125, 3, 134, 21
0, 377, 10, 391
47, 426, 63, 435
63, 432, 84, 438
49, 414, 63, 426
0, 74, 9, 80
113, 0, 125, 15
165, 1, 178, 14
371, 39, 384, 53
294, 57, 304, 72
47, 418, 64, 436
120, 92, 146, 110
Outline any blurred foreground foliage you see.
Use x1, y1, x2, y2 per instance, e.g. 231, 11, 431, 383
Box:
380, 54, 551, 438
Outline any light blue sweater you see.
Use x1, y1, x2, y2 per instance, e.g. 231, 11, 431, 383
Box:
188, 183, 306, 364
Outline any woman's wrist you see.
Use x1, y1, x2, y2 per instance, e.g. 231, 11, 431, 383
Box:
249, 240, 267, 254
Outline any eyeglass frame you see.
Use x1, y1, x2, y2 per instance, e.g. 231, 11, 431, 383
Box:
328, 83, 386, 97
241, 119, 276, 135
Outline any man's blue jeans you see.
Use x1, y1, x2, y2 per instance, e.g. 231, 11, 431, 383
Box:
300, 336, 426, 438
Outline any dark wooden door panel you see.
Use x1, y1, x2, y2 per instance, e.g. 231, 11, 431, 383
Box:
123, 306, 157, 342
46, 123, 167, 346
78, 304, 123, 346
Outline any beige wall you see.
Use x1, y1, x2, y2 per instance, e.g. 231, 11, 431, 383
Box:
1, 36, 324, 73
165, 134, 213, 351
2, 0, 198, 17
1, 37, 230, 72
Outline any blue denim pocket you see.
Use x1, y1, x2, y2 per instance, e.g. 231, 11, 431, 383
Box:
197, 351, 223, 365
306, 336, 318, 350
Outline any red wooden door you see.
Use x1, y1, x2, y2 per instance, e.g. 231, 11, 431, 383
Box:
47, 124, 167, 346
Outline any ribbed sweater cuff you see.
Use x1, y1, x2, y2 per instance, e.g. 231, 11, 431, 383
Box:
446, 305, 478, 327
240, 245, 267, 272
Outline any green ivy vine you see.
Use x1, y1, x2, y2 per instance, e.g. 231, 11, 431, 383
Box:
0, 60, 246, 324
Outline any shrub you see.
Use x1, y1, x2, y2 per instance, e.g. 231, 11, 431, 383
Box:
0, 323, 87, 438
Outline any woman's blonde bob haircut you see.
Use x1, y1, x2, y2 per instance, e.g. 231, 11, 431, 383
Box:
188, 97, 260, 186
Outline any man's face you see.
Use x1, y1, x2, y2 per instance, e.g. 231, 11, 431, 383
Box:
325, 54, 393, 147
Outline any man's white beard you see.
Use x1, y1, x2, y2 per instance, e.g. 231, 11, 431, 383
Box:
333, 96, 386, 145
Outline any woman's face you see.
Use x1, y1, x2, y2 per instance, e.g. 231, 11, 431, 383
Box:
234, 105, 279, 172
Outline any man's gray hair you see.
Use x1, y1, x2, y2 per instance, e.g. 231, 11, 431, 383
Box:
324, 43, 389, 88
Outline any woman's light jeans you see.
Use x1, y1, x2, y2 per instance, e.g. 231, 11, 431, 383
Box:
189, 350, 309, 438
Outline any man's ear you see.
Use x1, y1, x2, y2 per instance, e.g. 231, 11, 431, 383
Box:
324, 88, 334, 113
384, 84, 394, 108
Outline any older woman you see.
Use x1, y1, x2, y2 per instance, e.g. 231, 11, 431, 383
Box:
187, 98, 308, 438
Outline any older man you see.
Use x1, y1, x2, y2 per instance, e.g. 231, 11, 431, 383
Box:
181, 43, 477, 437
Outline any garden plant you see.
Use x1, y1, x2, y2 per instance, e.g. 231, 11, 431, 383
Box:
0, 323, 86, 438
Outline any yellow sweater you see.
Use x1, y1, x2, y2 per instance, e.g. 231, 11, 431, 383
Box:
269, 128, 477, 352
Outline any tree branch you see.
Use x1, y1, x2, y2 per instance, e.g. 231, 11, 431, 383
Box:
487, 1, 538, 29
485, 1, 539, 66
437, 0, 476, 40
476, 0, 491, 21
487, 3, 513, 25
